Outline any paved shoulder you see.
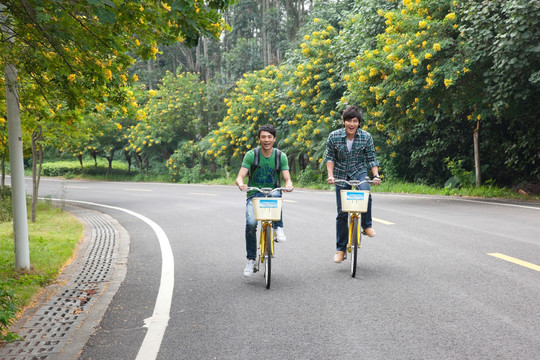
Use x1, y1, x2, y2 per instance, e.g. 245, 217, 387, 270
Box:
0, 205, 129, 360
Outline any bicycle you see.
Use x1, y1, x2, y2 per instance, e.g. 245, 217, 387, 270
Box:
245, 187, 289, 289
333, 178, 374, 277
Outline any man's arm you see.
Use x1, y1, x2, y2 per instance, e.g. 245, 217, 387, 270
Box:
236, 167, 249, 190
281, 170, 294, 191
326, 161, 335, 184
371, 166, 381, 185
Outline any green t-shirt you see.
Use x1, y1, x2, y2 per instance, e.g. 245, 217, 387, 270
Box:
241, 148, 289, 196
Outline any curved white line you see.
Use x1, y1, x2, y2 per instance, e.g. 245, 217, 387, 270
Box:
56, 199, 173, 360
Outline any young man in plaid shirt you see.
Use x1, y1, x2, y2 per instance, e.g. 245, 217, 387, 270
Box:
325, 106, 381, 263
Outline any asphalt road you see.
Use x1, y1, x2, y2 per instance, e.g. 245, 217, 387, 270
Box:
27, 178, 540, 359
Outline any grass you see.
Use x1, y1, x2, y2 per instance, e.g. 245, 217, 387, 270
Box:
203, 177, 540, 200
0, 199, 83, 340
33, 158, 540, 200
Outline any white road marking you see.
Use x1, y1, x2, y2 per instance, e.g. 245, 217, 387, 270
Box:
189, 192, 218, 196
53, 199, 173, 360
373, 217, 395, 225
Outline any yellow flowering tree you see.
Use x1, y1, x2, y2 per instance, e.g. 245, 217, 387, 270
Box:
130, 72, 211, 178
200, 65, 287, 171
345, 0, 479, 184
279, 18, 346, 170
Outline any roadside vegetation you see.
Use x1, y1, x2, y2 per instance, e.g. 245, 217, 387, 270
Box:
0, 194, 82, 342
33, 159, 540, 201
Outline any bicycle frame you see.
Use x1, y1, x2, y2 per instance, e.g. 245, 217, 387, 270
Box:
246, 187, 288, 288
334, 178, 373, 277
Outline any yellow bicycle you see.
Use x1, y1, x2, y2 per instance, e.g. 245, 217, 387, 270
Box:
247, 187, 287, 289
334, 178, 374, 277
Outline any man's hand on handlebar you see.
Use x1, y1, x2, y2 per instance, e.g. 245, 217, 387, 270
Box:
327, 176, 335, 184
238, 183, 248, 191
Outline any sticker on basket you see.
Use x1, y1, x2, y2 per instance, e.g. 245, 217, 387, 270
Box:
346, 191, 365, 200
259, 199, 279, 208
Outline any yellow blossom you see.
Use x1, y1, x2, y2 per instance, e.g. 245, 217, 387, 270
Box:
445, 13, 456, 21
433, 43, 441, 52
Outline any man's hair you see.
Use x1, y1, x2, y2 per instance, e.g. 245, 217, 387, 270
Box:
342, 105, 363, 123
257, 124, 277, 138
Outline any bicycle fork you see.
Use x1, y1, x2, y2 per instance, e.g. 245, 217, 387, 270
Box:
347, 214, 361, 254
259, 222, 274, 262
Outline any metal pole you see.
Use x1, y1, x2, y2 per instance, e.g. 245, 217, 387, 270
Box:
2, 3, 30, 269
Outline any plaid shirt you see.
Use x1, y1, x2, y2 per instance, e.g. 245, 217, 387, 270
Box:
324, 128, 379, 180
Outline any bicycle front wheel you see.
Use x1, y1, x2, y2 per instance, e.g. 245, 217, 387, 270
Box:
350, 215, 359, 277
264, 225, 272, 288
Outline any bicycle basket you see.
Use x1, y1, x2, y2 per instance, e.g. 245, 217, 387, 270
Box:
253, 198, 283, 221
340, 190, 370, 213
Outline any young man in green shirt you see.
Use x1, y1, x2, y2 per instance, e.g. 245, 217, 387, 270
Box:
236, 124, 294, 277
325, 106, 381, 264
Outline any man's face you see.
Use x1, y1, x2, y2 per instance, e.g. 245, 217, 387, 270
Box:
258, 131, 276, 150
343, 117, 360, 137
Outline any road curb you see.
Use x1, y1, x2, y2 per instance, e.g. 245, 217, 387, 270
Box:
0, 205, 129, 360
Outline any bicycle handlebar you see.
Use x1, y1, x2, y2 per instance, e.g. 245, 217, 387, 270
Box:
333, 178, 375, 187
245, 186, 292, 195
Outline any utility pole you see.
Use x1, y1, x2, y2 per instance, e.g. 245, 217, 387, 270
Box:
1, 3, 30, 269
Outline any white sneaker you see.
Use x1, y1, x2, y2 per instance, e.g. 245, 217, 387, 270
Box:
275, 227, 286, 243
244, 259, 256, 277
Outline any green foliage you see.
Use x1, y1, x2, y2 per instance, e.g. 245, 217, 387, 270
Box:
0, 187, 13, 223
298, 167, 326, 186
445, 158, 474, 188
0, 280, 21, 342
457, 0, 540, 116
223, 38, 264, 80
40, 159, 131, 177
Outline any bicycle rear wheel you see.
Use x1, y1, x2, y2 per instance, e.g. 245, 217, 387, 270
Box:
350, 216, 359, 277
264, 225, 272, 288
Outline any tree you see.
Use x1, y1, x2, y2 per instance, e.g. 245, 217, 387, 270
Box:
1, 0, 233, 269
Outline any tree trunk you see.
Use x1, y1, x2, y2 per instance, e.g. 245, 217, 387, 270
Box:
261, 0, 268, 66
77, 154, 84, 175
196, 42, 201, 74
106, 150, 114, 176
124, 151, 132, 172
202, 37, 210, 82
473, 120, 481, 187
147, 60, 154, 90
181, 46, 197, 73
1, 153, 5, 189
31, 125, 43, 223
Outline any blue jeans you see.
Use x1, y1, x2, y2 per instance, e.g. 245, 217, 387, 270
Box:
335, 173, 372, 252
245, 192, 283, 260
